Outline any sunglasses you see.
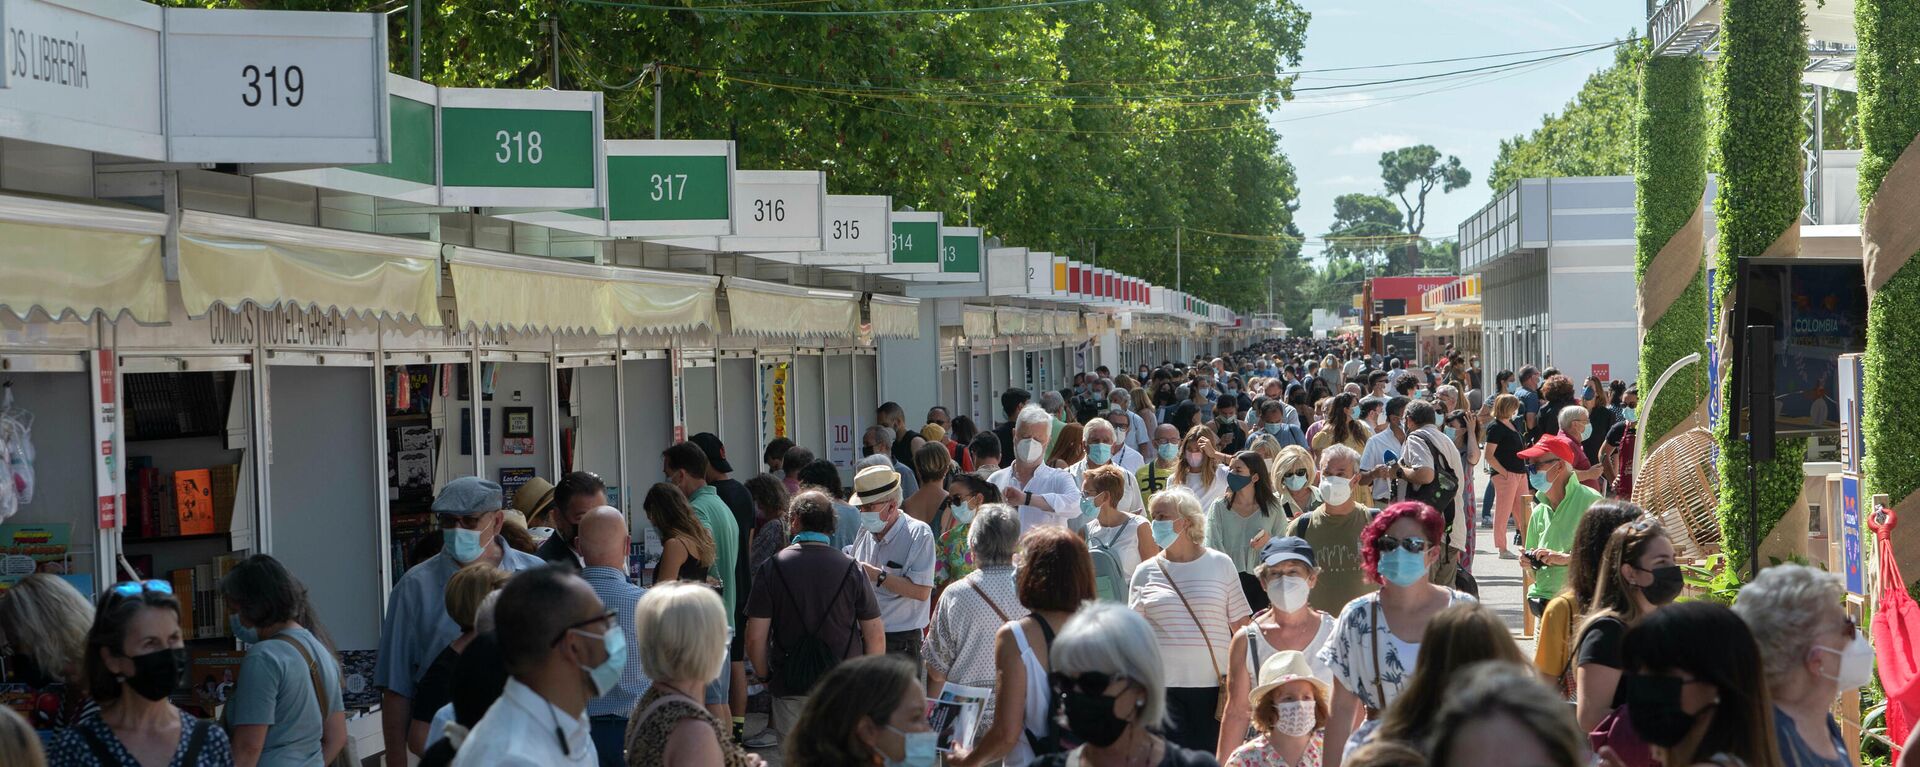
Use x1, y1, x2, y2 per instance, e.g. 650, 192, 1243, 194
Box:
1374, 535, 1430, 554
1283, 470, 1309, 480
1050, 671, 1130, 697
110, 579, 174, 597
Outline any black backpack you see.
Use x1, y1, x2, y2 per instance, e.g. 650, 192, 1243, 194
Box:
1407, 431, 1460, 531
771, 559, 858, 695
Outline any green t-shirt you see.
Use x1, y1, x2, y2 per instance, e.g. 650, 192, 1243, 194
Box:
689, 485, 743, 627
1205, 497, 1290, 574
1524, 479, 1602, 600
1286, 505, 1378, 615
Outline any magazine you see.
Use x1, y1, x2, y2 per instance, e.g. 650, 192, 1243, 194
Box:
927, 683, 991, 754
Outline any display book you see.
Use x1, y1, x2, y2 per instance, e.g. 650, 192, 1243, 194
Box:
126, 459, 239, 539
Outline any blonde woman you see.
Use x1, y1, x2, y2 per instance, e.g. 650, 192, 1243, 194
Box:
1172, 426, 1233, 510
0, 707, 44, 767
1131, 486, 1253, 754
0, 574, 94, 729
1270, 446, 1320, 520
1480, 393, 1530, 558
625, 582, 755, 767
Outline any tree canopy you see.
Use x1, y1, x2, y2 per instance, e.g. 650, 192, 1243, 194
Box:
171, 0, 1313, 313
1487, 38, 1644, 191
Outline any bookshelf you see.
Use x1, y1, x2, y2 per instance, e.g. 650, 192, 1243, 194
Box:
385, 363, 451, 581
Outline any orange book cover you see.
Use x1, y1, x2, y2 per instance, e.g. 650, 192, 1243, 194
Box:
173, 469, 216, 536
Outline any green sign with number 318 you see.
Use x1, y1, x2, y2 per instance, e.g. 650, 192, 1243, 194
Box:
440, 107, 595, 189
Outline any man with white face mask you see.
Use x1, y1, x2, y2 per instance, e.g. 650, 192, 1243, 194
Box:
1216, 536, 1337, 761
1732, 563, 1872, 767
1283, 445, 1378, 614
848, 465, 937, 671
988, 405, 1083, 531
376, 477, 544, 767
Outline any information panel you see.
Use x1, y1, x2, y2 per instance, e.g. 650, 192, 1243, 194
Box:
731, 169, 824, 244
986, 247, 1028, 297
0, 0, 165, 158
438, 87, 604, 208
606, 139, 734, 236
257, 74, 438, 203
890, 211, 942, 270
161, 7, 387, 163
823, 194, 890, 255
1027, 251, 1054, 296
941, 226, 982, 274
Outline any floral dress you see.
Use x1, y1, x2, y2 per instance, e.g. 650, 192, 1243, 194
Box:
934, 520, 974, 589
1315, 589, 1474, 748
1226, 732, 1323, 767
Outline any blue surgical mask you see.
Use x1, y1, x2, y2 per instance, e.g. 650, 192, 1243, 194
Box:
229, 615, 259, 645
860, 511, 887, 533
444, 527, 485, 564
1087, 443, 1113, 466
950, 502, 975, 525
1444, 426, 1458, 441
1377, 548, 1427, 587
1529, 469, 1552, 493
1150, 520, 1180, 547
886, 726, 939, 767
1264, 423, 1285, 436
1283, 474, 1308, 491
578, 625, 627, 698
1079, 497, 1100, 518
1350, 406, 1362, 420
1623, 407, 1638, 424
1579, 424, 1593, 441
1157, 443, 1180, 462
1226, 473, 1254, 494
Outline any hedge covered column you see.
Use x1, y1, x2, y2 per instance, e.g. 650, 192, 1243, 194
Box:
1857, 0, 1920, 581
1711, 0, 1808, 573
1634, 55, 1708, 452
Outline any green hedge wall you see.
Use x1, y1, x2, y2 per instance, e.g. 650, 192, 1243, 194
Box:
1857, 0, 1920, 525
1711, 0, 1809, 573
1634, 55, 1707, 444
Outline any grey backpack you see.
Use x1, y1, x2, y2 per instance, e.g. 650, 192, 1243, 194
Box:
1086, 522, 1132, 602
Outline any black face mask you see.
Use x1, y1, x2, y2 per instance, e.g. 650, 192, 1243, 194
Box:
1059, 690, 1131, 748
124, 647, 188, 702
1621, 673, 1705, 747
1636, 564, 1685, 606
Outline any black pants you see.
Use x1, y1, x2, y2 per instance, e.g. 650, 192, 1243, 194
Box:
885, 630, 924, 672
1527, 596, 1548, 618
1164, 686, 1221, 755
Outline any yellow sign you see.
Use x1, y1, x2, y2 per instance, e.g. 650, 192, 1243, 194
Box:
771, 362, 789, 439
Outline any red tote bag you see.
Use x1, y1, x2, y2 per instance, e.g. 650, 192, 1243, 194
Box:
1872, 505, 1920, 759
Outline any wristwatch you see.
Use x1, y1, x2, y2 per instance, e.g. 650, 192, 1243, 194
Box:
877, 570, 890, 586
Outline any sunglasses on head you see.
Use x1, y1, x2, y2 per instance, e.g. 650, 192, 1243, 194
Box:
1050, 671, 1129, 697
110, 579, 174, 598
1374, 535, 1429, 554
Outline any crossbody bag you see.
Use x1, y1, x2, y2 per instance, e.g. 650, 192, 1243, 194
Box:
1155, 558, 1228, 719
270, 633, 355, 767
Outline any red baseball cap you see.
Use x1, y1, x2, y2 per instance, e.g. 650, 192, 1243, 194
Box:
1517, 433, 1579, 464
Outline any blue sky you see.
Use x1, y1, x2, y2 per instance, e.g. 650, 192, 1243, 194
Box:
1275, 0, 1646, 263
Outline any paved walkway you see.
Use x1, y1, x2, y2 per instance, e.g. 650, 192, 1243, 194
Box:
741, 514, 1541, 764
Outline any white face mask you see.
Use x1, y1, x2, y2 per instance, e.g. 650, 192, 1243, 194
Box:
1015, 438, 1046, 465
1814, 629, 1875, 691
1265, 575, 1312, 614
1318, 476, 1352, 506
1273, 699, 1317, 737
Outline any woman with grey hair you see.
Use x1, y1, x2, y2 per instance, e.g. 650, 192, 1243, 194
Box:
927, 504, 1030, 730
1035, 602, 1216, 766
1732, 563, 1863, 767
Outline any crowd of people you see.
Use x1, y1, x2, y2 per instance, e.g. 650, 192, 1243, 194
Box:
0, 337, 1907, 767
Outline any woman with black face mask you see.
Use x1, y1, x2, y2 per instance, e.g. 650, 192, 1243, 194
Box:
49, 581, 233, 766
1601, 602, 1782, 767
1034, 602, 1216, 767
1573, 518, 1683, 734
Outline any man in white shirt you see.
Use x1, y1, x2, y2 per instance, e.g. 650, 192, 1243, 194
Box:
989, 404, 1083, 531
1360, 395, 1412, 505
1391, 401, 1470, 576
1067, 419, 1145, 528
454, 565, 616, 766
1106, 388, 1153, 458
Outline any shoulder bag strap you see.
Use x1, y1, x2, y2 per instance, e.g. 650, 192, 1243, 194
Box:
1369, 597, 1388, 711
635, 691, 701, 729
76, 724, 125, 767
269, 634, 332, 724
181, 717, 211, 766
1155, 558, 1223, 683
968, 576, 1013, 624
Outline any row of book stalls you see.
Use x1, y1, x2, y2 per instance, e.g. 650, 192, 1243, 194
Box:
0, 190, 1198, 747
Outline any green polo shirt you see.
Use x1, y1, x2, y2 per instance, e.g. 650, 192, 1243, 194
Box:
688, 485, 742, 628
1524, 478, 1600, 601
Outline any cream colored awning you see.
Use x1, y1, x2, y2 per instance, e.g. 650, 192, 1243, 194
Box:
868, 294, 921, 340
1084, 312, 1112, 335
996, 307, 1029, 336
0, 193, 168, 323
723, 277, 858, 338
962, 307, 996, 339
178, 210, 441, 325
446, 247, 719, 335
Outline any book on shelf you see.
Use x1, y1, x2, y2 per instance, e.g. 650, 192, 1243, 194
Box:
174, 469, 216, 536
168, 568, 195, 638
209, 464, 239, 535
